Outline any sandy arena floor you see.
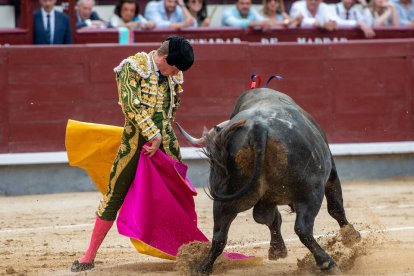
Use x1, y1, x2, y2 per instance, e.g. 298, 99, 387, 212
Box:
1, 178, 414, 276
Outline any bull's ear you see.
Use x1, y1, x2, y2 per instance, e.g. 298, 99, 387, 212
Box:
230, 120, 247, 129
202, 126, 209, 136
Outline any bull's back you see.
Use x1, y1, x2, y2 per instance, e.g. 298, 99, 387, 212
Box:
230, 89, 332, 201
232, 88, 328, 154
231, 89, 295, 119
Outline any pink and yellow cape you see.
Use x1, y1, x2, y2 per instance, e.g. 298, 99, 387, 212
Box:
66, 119, 249, 261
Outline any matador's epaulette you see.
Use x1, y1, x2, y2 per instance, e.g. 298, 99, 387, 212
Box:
172, 71, 184, 85
113, 52, 152, 79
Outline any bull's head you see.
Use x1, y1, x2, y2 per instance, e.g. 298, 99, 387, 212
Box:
175, 120, 229, 147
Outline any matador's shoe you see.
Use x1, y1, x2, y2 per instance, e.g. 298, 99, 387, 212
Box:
71, 260, 94, 272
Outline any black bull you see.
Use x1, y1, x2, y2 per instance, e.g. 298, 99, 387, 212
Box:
177, 88, 361, 275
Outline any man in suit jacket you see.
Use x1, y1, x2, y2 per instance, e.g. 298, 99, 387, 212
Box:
33, 0, 73, 44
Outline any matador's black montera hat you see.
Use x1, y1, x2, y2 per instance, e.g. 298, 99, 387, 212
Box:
166, 36, 194, 72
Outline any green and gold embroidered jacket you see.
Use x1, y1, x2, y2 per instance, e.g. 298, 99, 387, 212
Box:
113, 51, 184, 141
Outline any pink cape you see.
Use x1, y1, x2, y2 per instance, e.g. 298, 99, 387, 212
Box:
116, 146, 248, 260
117, 147, 208, 256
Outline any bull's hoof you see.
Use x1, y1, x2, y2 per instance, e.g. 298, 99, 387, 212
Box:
321, 260, 341, 275
340, 224, 361, 247
70, 260, 94, 272
268, 246, 287, 260
191, 264, 212, 276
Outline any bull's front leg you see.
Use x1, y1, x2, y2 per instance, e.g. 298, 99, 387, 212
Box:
195, 202, 237, 276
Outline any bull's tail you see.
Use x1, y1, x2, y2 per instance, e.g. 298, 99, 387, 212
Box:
212, 121, 268, 202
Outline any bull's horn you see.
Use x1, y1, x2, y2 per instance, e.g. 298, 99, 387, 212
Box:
176, 120, 230, 147
175, 122, 205, 147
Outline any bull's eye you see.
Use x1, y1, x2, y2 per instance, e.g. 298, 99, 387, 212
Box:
214, 126, 222, 132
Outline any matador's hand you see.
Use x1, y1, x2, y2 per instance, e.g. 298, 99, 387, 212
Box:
143, 133, 162, 157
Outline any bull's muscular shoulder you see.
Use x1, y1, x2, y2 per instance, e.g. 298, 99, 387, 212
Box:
113, 52, 151, 79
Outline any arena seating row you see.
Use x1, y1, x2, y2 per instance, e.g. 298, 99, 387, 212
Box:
2, 25, 414, 45
0, 0, 345, 29
3, 0, 413, 44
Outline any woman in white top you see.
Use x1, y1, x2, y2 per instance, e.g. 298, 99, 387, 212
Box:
370, 0, 400, 26
260, 0, 302, 27
183, 0, 211, 27
109, 0, 155, 29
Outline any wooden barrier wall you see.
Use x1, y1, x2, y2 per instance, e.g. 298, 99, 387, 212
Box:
0, 39, 413, 153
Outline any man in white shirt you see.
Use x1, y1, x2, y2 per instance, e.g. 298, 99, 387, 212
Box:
332, 0, 373, 25
331, 0, 375, 38
290, 0, 375, 37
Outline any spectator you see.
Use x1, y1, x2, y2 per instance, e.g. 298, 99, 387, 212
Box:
221, 0, 271, 29
290, 0, 339, 30
76, 0, 107, 29
290, 0, 375, 37
33, 0, 72, 44
331, 0, 375, 37
184, 0, 211, 26
370, 0, 400, 26
332, 0, 373, 24
110, 0, 156, 29
12, 0, 21, 26
260, 0, 302, 27
144, 0, 196, 29
392, 0, 413, 26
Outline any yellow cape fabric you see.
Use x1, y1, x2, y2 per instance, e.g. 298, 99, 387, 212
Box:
65, 119, 175, 260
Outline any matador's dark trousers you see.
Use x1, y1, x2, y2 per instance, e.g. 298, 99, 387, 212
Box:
96, 113, 181, 221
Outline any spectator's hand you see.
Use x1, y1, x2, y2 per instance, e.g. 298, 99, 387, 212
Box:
143, 21, 156, 30
282, 18, 290, 27
262, 20, 272, 31
249, 20, 271, 31
125, 21, 141, 29
323, 20, 337, 31
359, 22, 376, 38
289, 15, 303, 27
183, 17, 196, 28
143, 133, 162, 157
201, 16, 211, 27
91, 20, 106, 28
170, 17, 195, 29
